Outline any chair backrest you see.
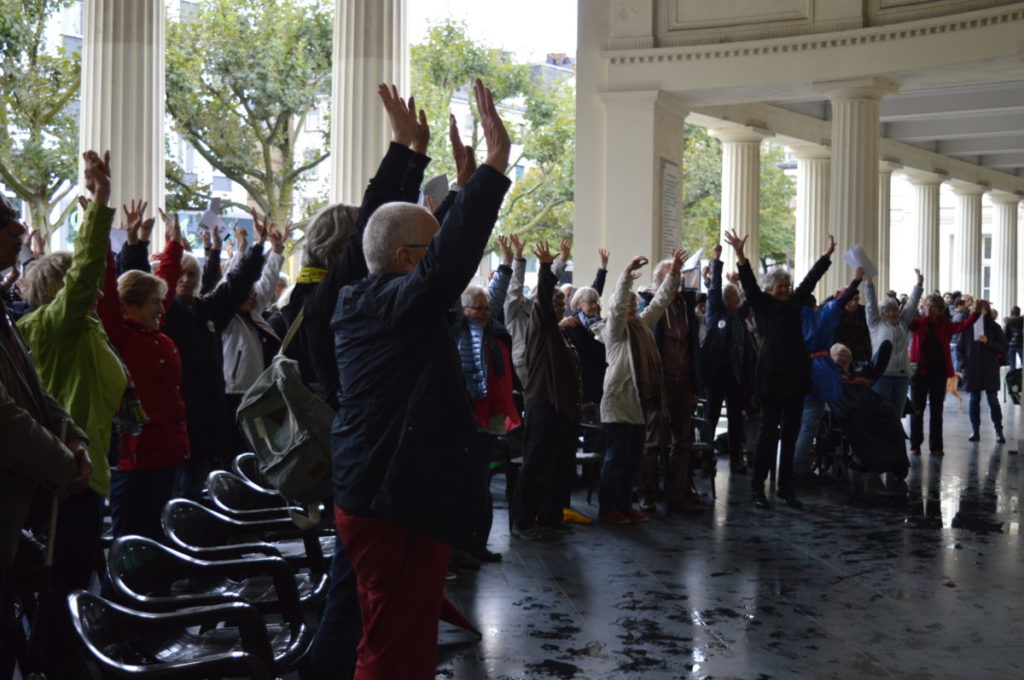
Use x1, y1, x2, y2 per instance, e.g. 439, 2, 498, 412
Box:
207, 470, 289, 515
108, 535, 221, 610
232, 452, 272, 490
68, 589, 152, 667
162, 498, 239, 551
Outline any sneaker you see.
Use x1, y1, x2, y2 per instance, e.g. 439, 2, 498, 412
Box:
471, 549, 503, 563
452, 550, 481, 571
511, 525, 551, 540
639, 500, 658, 514
598, 511, 632, 525
563, 507, 593, 524
624, 508, 650, 522
446, 570, 458, 583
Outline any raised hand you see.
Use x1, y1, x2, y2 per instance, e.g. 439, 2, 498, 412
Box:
473, 78, 511, 173
725, 272, 740, 285
822, 234, 836, 258
497, 235, 513, 265
449, 114, 476, 187
82, 150, 111, 206
159, 208, 182, 248
410, 98, 430, 155
534, 241, 555, 265
29, 228, 45, 258
248, 208, 272, 246
626, 255, 649, 274
723, 229, 748, 265
854, 266, 865, 281
269, 221, 292, 254
139, 217, 155, 244
914, 268, 923, 285
200, 228, 213, 250
599, 248, 610, 269
510, 233, 524, 260
233, 223, 249, 251
77, 196, 91, 211
670, 249, 687, 276
713, 244, 723, 260
378, 84, 417, 148
559, 239, 572, 263
121, 199, 148, 246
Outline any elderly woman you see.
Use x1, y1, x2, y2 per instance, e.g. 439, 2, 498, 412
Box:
566, 281, 608, 414
907, 294, 981, 456
865, 269, 923, 419
598, 250, 684, 524
958, 301, 1008, 444
725, 229, 834, 510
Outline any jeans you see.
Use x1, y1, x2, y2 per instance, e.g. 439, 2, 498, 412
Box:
968, 390, 1003, 435
110, 466, 180, 541
307, 532, 362, 680
752, 394, 804, 494
793, 398, 826, 477
599, 422, 646, 514
910, 372, 947, 452
873, 375, 911, 421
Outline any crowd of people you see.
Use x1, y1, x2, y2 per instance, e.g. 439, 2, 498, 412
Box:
0, 78, 1018, 680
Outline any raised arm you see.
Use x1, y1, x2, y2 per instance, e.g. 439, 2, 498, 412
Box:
834, 267, 864, 308
154, 212, 185, 317
487, 235, 513, 315
97, 250, 127, 347
900, 269, 925, 327
532, 243, 559, 330
504, 234, 527, 319
707, 245, 724, 320
605, 256, 646, 344
200, 217, 268, 330
640, 249, 684, 329
794, 235, 835, 301
725, 229, 768, 308
252, 225, 289, 313
592, 248, 609, 296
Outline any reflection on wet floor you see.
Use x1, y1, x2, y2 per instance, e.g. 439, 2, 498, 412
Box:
439, 401, 1022, 679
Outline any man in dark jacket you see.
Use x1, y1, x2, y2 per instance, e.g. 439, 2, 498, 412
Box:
329, 79, 510, 680
959, 302, 1008, 443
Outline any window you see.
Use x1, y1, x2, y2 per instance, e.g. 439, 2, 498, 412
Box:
303, 150, 320, 181
212, 175, 233, 192
306, 107, 321, 133
983, 236, 992, 259
514, 165, 525, 180
982, 265, 991, 302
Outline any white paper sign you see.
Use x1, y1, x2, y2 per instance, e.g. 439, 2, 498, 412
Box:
109, 228, 128, 254
199, 198, 229, 238
421, 175, 449, 210
973, 315, 986, 340
842, 244, 878, 279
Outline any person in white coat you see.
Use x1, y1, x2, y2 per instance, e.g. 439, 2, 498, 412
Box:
598, 249, 684, 524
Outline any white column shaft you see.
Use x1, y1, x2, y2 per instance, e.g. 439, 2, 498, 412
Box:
990, 196, 1020, 315
877, 169, 893, 291
912, 180, 942, 290
80, 0, 165, 235
330, 0, 405, 204
794, 152, 830, 296
952, 189, 983, 297
717, 132, 762, 272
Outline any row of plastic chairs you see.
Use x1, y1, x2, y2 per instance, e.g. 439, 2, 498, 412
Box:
68, 454, 330, 679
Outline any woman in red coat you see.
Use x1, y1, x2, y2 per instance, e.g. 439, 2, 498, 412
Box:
907, 294, 982, 456
106, 227, 190, 540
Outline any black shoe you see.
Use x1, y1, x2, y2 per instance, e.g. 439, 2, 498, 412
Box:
996, 431, 1006, 444
968, 432, 980, 442
452, 550, 481, 571
471, 549, 503, 563
778, 489, 803, 509
751, 490, 771, 510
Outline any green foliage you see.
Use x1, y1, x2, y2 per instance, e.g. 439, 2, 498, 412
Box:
0, 0, 80, 241
165, 0, 332, 224
680, 125, 796, 267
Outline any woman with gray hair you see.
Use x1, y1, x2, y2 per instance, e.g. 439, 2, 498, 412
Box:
865, 268, 923, 419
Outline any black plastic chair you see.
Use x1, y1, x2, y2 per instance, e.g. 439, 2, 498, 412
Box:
68, 589, 307, 679
108, 535, 322, 617
161, 499, 329, 605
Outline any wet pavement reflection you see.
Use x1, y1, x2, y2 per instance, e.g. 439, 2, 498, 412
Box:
439, 401, 1023, 679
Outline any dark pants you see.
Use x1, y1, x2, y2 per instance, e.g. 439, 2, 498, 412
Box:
475, 432, 497, 552
640, 379, 695, 505
512, 405, 577, 529
752, 394, 803, 494
706, 372, 747, 459
0, 567, 16, 679
335, 509, 450, 680
910, 372, 947, 452
600, 422, 646, 513
110, 466, 180, 541
968, 390, 1003, 434
308, 531, 362, 680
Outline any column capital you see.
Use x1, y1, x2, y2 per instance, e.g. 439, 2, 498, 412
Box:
600, 89, 689, 120
879, 159, 902, 174
813, 76, 899, 101
948, 179, 988, 197
902, 168, 947, 186
790, 143, 830, 161
989, 190, 1023, 206
710, 125, 769, 144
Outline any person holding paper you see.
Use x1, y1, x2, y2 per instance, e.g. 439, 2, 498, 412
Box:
865, 269, 923, 420
724, 229, 833, 510
958, 301, 1008, 444
907, 295, 982, 455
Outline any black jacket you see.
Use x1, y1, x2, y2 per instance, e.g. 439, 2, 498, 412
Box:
282, 143, 429, 409
1004, 316, 1022, 349
958, 316, 1008, 393
329, 165, 511, 549
563, 266, 608, 405
701, 258, 752, 388
739, 256, 830, 398
524, 262, 582, 420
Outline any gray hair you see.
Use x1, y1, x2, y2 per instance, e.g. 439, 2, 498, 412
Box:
761, 266, 791, 290
570, 286, 599, 310
303, 203, 360, 269
722, 282, 739, 299
117, 269, 167, 307
879, 297, 900, 315
180, 251, 199, 272
461, 284, 487, 309
362, 202, 433, 276
23, 252, 72, 307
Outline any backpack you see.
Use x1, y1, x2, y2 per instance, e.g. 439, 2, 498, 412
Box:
236, 309, 334, 506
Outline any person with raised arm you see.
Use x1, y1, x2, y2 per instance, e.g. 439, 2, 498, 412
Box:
865, 268, 924, 420
329, 79, 512, 680
724, 229, 833, 509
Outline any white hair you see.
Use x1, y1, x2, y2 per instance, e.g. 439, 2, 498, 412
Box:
722, 282, 739, 299
362, 202, 434, 276
761, 266, 791, 290
570, 286, 599, 310
461, 284, 488, 309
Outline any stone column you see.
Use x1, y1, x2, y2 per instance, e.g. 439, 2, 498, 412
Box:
80, 0, 165, 239
598, 91, 687, 277
904, 170, 945, 293
330, 0, 406, 204
949, 181, 986, 298
712, 127, 765, 272
989, 191, 1021, 315
792, 145, 830, 297
876, 161, 900, 292
815, 77, 898, 295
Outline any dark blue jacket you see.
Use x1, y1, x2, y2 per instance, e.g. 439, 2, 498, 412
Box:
330, 165, 511, 548
701, 258, 752, 388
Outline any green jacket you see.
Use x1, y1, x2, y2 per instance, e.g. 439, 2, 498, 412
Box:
18, 203, 126, 497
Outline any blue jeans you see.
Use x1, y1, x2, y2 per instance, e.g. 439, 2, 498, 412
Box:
793, 398, 825, 476
1010, 346, 1022, 370
599, 423, 646, 514
968, 390, 1003, 434
307, 530, 361, 680
873, 375, 911, 421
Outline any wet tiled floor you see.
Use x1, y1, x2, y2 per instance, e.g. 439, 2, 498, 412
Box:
439, 400, 1023, 679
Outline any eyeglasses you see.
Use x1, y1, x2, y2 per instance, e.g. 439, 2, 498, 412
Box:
403, 243, 430, 249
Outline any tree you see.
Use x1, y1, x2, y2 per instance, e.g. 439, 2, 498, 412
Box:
165, 0, 332, 225
0, 0, 80, 241
680, 124, 796, 268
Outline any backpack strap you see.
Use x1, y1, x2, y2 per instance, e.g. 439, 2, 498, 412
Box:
278, 308, 304, 357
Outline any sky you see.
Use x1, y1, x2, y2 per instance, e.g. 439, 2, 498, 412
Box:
406, 0, 578, 63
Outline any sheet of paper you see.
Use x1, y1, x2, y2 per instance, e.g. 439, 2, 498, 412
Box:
199, 197, 229, 238
974, 314, 986, 340
109, 228, 128, 254
421, 174, 449, 210
842, 244, 878, 279
682, 248, 703, 272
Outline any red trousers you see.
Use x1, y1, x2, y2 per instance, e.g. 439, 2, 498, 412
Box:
334, 507, 451, 680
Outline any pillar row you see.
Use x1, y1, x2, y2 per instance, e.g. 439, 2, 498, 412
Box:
713, 127, 765, 273
904, 170, 944, 291
876, 161, 899, 292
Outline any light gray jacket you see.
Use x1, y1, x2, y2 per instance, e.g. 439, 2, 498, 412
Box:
505, 256, 565, 388
865, 282, 923, 377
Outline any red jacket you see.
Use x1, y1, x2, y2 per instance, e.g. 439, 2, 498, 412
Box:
908, 311, 978, 378
103, 240, 190, 470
